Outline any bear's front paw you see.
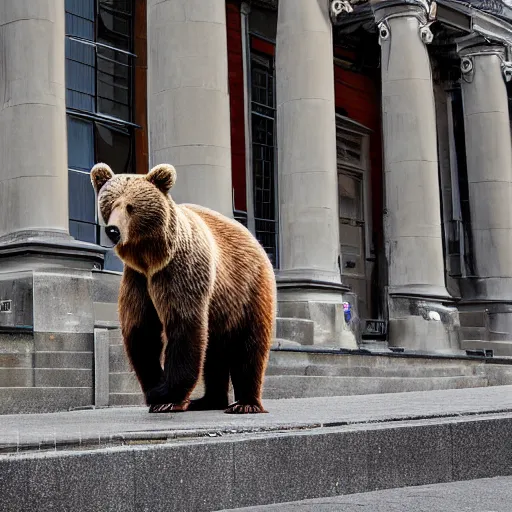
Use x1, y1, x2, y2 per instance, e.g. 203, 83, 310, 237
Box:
225, 401, 268, 414
145, 384, 170, 405
148, 401, 189, 413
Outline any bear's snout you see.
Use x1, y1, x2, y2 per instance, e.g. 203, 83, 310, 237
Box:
105, 225, 121, 245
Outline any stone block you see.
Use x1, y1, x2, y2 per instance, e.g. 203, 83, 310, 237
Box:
0, 332, 34, 353
232, 429, 368, 508
275, 317, 314, 345
0, 272, 33, 330
94, 328, 110, 407
32, 271, 94, 334
0, 368, 33, 387
134, 442, 234, 512
34, 332, 93, 352
109, 392, 145, 407
109, 329, 123, 346
109, 372, 141, 394
366, 423, 453, 491
452, 417, 512, 481
0, 458, 30, 512
34, 369, 92, 388
17, 451, 136, 512
0, 352, 32, 369
109, 343, 131, 373
34, 351, 92, 369
91, 270, 121, 303
0, 387, 92, 414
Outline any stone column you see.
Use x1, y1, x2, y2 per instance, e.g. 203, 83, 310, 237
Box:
276, 0, 356, 348
0, 1, 68, 239
376, 6, 459, 352
0, 1, 107, 414
147, 0, 233, 218
460, 46, 512, 348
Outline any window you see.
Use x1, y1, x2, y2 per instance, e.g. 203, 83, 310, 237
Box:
446, 88, 473, 278
250, 51, 278, 267
65, 0, 137, 270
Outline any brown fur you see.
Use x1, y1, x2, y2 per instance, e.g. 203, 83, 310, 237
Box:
91, 163, 276, 414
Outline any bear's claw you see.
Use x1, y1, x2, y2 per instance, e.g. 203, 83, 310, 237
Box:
224, 401, 268, 414
148, 401, 189, 413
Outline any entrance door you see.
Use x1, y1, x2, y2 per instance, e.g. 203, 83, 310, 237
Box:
336, 114, 374, 321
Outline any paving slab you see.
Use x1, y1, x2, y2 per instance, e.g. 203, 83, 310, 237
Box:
222, 475, 512, 511
2, 385, 512, 451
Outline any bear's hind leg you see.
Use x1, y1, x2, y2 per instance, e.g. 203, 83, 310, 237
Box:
188, 334, 230, 411
226, 321, 272, 414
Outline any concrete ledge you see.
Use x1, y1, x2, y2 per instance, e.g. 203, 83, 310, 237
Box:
2, 413, 512, 511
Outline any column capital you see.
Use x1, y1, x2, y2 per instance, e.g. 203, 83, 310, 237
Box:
240, 1, 251, 16
374, 3, 437, 46
459, 45, 512, 83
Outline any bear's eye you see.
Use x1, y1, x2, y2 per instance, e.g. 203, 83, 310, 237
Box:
126, 204, 134, 215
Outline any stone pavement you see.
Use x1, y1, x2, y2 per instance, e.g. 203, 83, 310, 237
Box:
2, 385, 512, 451
224, 476, 512, 511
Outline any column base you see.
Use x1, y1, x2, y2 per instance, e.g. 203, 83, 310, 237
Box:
276, 273, 358, 350
458, 300, 512, 357
387, 294, 463, 355
0, 231, 122, 414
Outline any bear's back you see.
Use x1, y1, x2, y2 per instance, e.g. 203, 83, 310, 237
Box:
180, 203, 275, 332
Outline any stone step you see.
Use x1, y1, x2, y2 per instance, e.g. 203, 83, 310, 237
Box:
3, 389, 512, 511
461, 339, 512, 357
266, 362, 479, 378
261, 375, 489, 399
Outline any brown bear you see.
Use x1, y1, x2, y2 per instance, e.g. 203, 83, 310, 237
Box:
91, 162, 276, 414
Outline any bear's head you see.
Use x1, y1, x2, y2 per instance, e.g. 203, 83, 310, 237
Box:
90, 163, 177, 270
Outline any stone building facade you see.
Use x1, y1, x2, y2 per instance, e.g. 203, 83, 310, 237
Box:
1, 0, 512, 411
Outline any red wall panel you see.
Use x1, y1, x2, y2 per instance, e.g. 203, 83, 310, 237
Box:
226, 1, 247, 212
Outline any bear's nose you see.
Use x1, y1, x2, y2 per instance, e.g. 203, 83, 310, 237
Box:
105, 225, 121, 245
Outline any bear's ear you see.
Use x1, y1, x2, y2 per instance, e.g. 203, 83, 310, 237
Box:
91, 163, 114, 194
146, 164, 176, 194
